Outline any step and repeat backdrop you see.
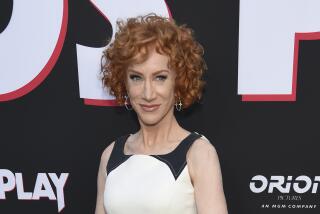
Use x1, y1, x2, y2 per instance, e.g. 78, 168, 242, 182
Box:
1, 0, 320, 213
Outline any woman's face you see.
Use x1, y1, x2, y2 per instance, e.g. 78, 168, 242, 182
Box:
126, 48, 176, 126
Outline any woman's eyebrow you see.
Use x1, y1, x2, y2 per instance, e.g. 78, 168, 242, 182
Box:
127, 69, 141, 74
153, 70, 169, 75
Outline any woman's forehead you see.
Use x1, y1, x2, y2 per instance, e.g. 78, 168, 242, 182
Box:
129, 51, 170, 70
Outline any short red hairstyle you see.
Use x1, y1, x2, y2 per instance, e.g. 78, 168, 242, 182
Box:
101, 13, 206, 109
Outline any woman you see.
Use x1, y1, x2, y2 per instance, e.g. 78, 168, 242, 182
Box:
95, 14, 228, 214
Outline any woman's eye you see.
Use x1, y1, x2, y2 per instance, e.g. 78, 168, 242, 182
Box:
129, 74, 141, 81
155, 75, 167, 81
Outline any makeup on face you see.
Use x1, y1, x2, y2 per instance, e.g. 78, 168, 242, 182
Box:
128, 69, 169, 83
125, 50, 176, 125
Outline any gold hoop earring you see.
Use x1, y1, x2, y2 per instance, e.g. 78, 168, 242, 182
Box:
124, 95, 132, 110
175, 97, 183, 111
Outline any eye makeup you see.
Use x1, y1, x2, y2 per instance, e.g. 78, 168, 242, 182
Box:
155, 75, 168, 81
127, 69, 169, 82
129, 74, 142, 81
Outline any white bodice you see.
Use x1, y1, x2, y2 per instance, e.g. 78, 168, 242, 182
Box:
103, 132, 203, 214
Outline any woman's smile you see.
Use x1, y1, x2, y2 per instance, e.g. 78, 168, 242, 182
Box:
139, 104, 161, 112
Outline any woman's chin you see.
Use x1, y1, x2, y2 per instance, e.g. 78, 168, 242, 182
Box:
135, 105, 173, 127
137, 113, 163, 126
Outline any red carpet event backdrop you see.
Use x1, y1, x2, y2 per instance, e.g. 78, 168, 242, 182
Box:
1, 0, 320, 213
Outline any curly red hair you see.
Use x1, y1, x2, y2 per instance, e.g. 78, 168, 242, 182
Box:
101, 14, 206, 109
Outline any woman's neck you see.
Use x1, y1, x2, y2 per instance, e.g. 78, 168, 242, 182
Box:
136, 109, 185, 150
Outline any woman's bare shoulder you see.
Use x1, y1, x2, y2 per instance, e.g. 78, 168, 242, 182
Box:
189, 135, 217, 155
186, 135, 220, 172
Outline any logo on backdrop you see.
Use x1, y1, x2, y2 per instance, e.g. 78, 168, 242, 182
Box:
3, 1, 320, 103
249, 175, 320, 209
0, 169, 69, 212
238, 0, 320, 101
0, 0, 68, 102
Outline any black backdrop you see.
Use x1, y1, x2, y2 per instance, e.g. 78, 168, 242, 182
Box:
1, 0, 320, 213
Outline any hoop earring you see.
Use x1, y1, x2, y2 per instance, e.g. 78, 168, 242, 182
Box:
124, 95, 132, 110
175, 97, 183, 111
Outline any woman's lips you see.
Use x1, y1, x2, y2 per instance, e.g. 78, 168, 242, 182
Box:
140, 104, 160, 112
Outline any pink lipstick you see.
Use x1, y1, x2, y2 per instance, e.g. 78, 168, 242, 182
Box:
140, 104, 160, 112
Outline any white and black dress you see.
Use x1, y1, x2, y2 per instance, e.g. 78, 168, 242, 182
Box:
104, 131, 204, 214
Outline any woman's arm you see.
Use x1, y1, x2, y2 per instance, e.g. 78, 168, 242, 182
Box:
95, 141, 115, 214
187, 138, 228, 214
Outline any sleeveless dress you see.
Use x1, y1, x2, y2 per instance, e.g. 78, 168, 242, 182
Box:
104, 131, 203, 214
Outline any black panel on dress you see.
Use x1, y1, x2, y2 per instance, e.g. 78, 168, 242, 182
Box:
106, 132, 203, 180
106, 135, 132, 175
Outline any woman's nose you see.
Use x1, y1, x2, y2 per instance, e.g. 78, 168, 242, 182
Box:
142, 79, 156, 101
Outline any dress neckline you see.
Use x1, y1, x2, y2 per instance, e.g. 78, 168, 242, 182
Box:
121, 132, 196, 157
